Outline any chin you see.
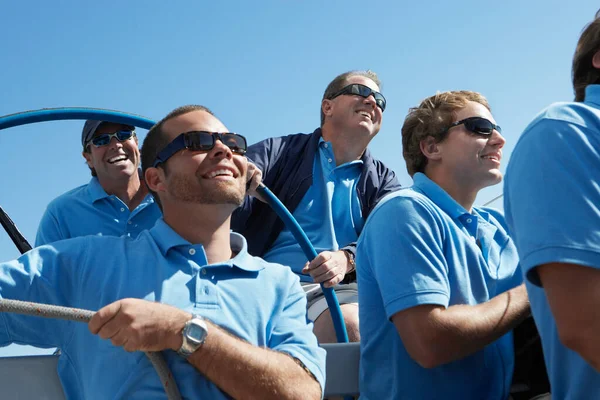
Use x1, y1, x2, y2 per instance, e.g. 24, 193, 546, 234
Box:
480, 172, 503, 189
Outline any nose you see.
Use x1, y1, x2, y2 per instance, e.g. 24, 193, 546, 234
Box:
108, 136, 124, 149
489, 129, 506, 149
363, 94, 377, 109
209, 139, 233, 159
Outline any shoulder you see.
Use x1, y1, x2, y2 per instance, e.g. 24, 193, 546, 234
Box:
363, 151, 397, 175
45, 183, 90, 210
246, 131, 315, 162
367, 189, 442, 227
253, 257, 303, 291
248, 131, 314, 149
521, 100, 600, 140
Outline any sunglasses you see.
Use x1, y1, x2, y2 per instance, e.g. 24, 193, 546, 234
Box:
152, 131, 248, 167
442, 117, 502, 136
329, 84, 387, 112
88, 130, 136, 148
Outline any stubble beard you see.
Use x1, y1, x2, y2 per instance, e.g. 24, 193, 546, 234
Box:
167, 171, 245, 206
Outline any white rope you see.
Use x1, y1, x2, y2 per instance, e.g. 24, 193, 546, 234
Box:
0, 298, 182, 400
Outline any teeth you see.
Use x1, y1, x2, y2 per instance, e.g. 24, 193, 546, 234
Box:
207, 169, 234, 178
482, 155, 499, 161
358, 111, 371, 119
108, 155, 127, 163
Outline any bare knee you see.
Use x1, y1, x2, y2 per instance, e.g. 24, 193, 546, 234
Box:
313, 303, 360, 343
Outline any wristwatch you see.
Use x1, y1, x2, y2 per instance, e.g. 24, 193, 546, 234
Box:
343, 250, 356, 273
177, 314, 208, 358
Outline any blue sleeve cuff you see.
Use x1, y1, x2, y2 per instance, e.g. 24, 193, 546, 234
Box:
521, 246, 600, 286
386, 290, 449, 319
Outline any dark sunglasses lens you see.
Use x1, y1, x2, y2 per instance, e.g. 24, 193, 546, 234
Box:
466, 118, 494, 135
355, 85, 386, 112
221, 134, 247, 153
116, 130, 134, 141
187, 132, 215, 151
373, 94, 386, 111
92, 134, 110, 146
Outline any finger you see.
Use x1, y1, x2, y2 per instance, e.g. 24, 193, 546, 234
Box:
308, 252, 331, 270
308, 256, 342, 277
109, 329, 128, 347
322, 275, 342, 288
96, 320, 123, 340
249, 169, 263, 192
301, 261, 310, 274
114, 335, 134, 352
89, 300, 123, 334
310, 264, 340, 283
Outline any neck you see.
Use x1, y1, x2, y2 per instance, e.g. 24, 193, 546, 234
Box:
162, 203, 235, 264
98, 174, 146, 210
425, 168, 478, 212
321, 125, 369, 166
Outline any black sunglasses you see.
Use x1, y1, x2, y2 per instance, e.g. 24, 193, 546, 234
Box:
88, 130, 135, 148
152, 131, 247, 167
442, 117, 501, 136
329, 84, 386, 112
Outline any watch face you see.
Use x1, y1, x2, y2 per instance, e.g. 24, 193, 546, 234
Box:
186, 322, 207, 344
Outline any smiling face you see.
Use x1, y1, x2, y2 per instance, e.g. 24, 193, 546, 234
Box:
435, 101, 506, 191
151, 110, 247, 207
322, 75, 383, 140
82, 122, 140, 182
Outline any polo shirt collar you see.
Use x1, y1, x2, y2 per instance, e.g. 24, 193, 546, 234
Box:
87, 177, 111, 203
149, 219, 264, 272
585, 84, 600, 108
412, 172, 469, 219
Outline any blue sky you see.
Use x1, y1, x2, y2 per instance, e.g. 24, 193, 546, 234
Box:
0, 1, 597, 355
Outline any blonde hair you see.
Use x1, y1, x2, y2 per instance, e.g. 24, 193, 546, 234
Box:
402, 91, 491, 176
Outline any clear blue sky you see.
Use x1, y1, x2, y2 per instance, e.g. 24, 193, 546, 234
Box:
0, 1, 597, 355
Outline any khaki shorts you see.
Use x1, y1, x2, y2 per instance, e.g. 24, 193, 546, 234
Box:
303, 282, 358, 321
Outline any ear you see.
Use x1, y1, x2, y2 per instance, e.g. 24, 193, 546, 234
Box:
419, 136, 442, 161
322, 98, 334, 119
82, 151, 93, 168
145, 166, 167, 195
593, 50, 600, 69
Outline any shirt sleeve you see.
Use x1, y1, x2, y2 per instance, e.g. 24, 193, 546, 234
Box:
0, 241, 85, 348
268, 272, 326, 395
358, 194, 450, 319
35, 204, 68, 246
504, 117, 600, 286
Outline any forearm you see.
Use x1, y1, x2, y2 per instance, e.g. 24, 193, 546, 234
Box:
424, 284, 530, 365
187, 321, 321, 400
538, 263, 600, 371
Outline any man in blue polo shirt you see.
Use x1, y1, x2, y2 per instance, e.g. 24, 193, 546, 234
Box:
504, 17, 600, 399
0, 105, 324, 399
232, 70, 401, 343
35, 119, 161, 245
357, 91, 530, 399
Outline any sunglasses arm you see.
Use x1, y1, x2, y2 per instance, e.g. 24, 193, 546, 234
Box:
153, 134, 186, 167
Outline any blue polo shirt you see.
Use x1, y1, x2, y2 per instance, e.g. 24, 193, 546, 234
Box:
36, 177, 161, 246
0, 219, 325, 399
357, 173, 522, 400
504, 84, 600, 399
263, 139, 363, 280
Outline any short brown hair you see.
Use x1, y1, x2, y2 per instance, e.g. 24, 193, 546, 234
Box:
141, 105, 214, 208
402, 91, 491, 176
573, 18, 600, 101
320, 70, 381, 126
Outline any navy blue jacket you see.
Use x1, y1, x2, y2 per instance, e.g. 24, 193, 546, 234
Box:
232, 128, 402, 261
